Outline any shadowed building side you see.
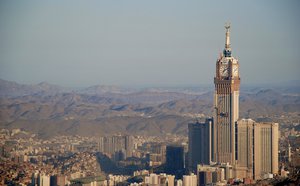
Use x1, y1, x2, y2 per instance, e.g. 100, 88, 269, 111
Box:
165, 145, 185, 179
188, 118, 212, 172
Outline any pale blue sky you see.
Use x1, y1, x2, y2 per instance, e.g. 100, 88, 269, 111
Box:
0, 1, 299, 87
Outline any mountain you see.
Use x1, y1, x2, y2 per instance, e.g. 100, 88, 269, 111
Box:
0, 79, 299, 138
0, 79, 67, 97
78, 85, 134, 95
239, 89, 300, 118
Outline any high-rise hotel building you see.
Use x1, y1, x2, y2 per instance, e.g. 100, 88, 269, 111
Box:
235, 119, 279, 180
188, 118, 212, 171
213, 24, 240, 165
188, 24, 279, 180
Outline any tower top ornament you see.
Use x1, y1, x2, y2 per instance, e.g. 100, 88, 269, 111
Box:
224, 22, 231, 57
225, 22, 231, 30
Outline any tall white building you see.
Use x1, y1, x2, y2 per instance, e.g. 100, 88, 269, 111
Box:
182, 173, 197, 186
38, 174, 50, 186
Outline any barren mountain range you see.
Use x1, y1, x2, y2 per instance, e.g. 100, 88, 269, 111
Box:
0, 79, 299, 138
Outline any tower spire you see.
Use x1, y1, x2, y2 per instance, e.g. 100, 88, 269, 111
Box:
225, 23, 231, 49
223, 23, 232, 57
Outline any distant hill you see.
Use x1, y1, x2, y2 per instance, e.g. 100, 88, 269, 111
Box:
0, 79, 67, 97
0, 79, 299, 138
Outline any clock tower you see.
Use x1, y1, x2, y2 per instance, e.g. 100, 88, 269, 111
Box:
213, 24, 240, 164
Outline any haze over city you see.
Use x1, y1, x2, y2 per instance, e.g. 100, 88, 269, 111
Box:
1, 1, 300, 186
0, 0, 299, 87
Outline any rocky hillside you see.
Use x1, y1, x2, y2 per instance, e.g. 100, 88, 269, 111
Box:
0, 79, 299, 138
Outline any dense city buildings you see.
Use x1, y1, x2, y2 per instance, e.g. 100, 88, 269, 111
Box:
0, 129, 186, 185
144, 173, 175, 186
98, 135, 134, 160
0, 129, 102, 185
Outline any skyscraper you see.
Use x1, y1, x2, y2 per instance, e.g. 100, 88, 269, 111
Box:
187, 24, 279, 181
188, 118, 212, 172
165, 145, 185, 178
235, 119, 255, 179
213, 24, 240, 164
235, 119, 279, 180
253, 122, 279, 180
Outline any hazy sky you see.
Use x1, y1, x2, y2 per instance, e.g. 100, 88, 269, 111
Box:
0, 1, 299, 87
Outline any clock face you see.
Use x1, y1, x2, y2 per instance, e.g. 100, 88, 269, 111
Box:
219, 65, 229, 77
232, 65, 238, 76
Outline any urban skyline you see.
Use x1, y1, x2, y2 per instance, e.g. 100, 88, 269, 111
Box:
187, 26, 279, 183
1, 25, 296, 186
0, 1, 299, 186
1, 22, 298, 186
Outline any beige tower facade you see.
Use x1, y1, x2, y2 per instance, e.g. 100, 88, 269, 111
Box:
235, 119, 279, 180
235, 119, 255, 179
253, 122, 279, 180
213, 24, 240, 164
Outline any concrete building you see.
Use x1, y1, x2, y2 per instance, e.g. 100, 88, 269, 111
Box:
234, 119, 255, 179
166, 175, 175, 186
219, 163, 233, 180
148, 173, 158, 185
38, 174, 50, 186
253, 122, 279, 180
235, 119, 279, 180
288, 143, 292, 162
50, 175, 67, 186
165, 145, 185, 178
197, 164, 225, 186
182, 173, 197, 186
176, 179, 182, 186
188, 118, 212, 172
99, 135, 133, 160
144, 173, 174, 186
107, 174, 129, 186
